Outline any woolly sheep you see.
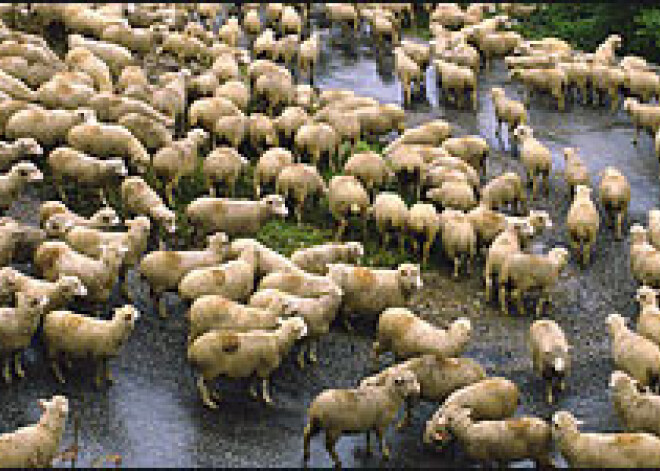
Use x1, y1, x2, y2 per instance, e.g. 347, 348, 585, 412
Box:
258, 269, 343, 299
566, 185, 600, 267
623, 97, 660, 145
440, 208, 477, 278
562, 147, 590, 198
43, 305, 139, 387
202, 146, 249, 198
276, 163, 328, 224
120, 176, 177, 241
290, 242, 364, 276
254, 148, 294, 199
5, 106, 92, 149
513, 125, 552, 200
328, 175, 370, 241
636, 286, 660, 347
0, 137, 43, 171
0, 267, 87, 313
481, 172, 527, 214
610, 370, 660, 436
40, 201, 119, 233
368, 192, 409, 252
0, 161, 42, 211
599, 166, 630, 240
491, 86, 528, 137
529, 319, 571, 404
441, 135, 489, 177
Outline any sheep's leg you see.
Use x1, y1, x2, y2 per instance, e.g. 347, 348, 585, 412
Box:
297, 346, 307, 369
395, 400, 412, 431
165, 181, 176, 207
50, 357, 66, 384
309, 340, 318, 364
546, 382, 554, 404
335, 218, 347, 242
535, 295, 546, 318
207, 178, 216, 197
325, 431, 341, 468
400, 234, 407, 256
583, 242, 591, 266
56, 181, 67, 202
261, 378, 273, 405
94, 361, 106, 389
303, 421, 319, 465
422, 239, 432, 267
158, 295, 168, 319
453, 257, 460, 279
365, 430, 373, 455
616, 211, 624, 240
99, 188, 108, 207
13, 352, 24, 379
2, 357, 12, 384
197, 376, 218, 409
514, 289, 525, 316
499, 285, 508, 314
104, 358, 114, 384
249, 380, 259, 400
530, 175, 539, 201
375, 427, 390, 460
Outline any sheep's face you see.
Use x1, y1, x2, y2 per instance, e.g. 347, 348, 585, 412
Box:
550, 247, 570, 270
280, 316, 308, 340
490, 87, 504, 100
636, 286, 658, 306
574, 185, 591, 199
610, 370, 635, 392
398, 263, 423, 292
623, 97, 636, 113
93, 208, 121, 228
38, 395, 69, 429
551, 411, 581, 438
262, 194, 289, 218
630, 225, 648, 244
0, 267, 19, 296
19, 292, 49, 312
562, 147, 577, 161
605, 313, 626, 335
18, 138, 43, 158
346, 242, 364, 263
45, 214, 75, 238
108, 159, 128, 177
59, 275, 87, 298
391, 370, 420, 399
11, 161, 43, 182
528, 210, 552, 232
450, 318, 472, 340
115, 304, 139, 327
128, 216, 152, 235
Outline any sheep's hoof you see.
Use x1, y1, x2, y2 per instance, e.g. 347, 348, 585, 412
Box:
297, 351, 306, 370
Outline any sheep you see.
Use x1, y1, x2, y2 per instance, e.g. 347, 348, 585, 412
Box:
152, 128, 210, 206
118, 112, 174, 154
623, 98, 660, 145
47, 147, 126, 204
0, 267, 87, 312
387, 144, 425, 199
212, 111, 247, 151
629, 225, 660, 286
423, 377, 520, 449
373, 308, 471, 365
500, 247, 570, 317
510, 67, 567, 111
138, 232, 230, 318
274, 107, 310, 147
551, 410, 660, 468
254, 71, 294, 117
186, 195, 288, 240
562, 147, 591, 198
100, 21, 167, 57
441, 135, 489, 177
368, 192, 409, 253
66, 113, 150, 174
599, 166, 630, 240
624, 69, 660, 103
5, 106, 92, 149
0, 137, 43, 171
68, 34, 135, 78
214, 80, 250, 113
610, 370, 660, 438
289, 243, 362, 277
490, 86, 527, 139
480, 172, 527, 214
384, 120, 453, 155
218, 16, 242, 48
294, 122, 339, 172
120, 176, 177, 244
425, 156, 479, 188
43, 304, 139, 387
354, 103, 406, 138
0, 99, 40, 139
188, 96, 241, 134
243, 8, 261, 36
65, 46, 113, 93
394, 48, 423, 107
202, 146, 249, 198
248, 113, 280, 155
0, 161, 43, 211
254, 148, 294, 199
30, 71, 96, 111
0, 292, 49, 383
87, 92, 174, 128
276, 163, 328, 224
188, 316, 308, 408
34, 241, 127, 305
249, 288, 342, 368
512, 125, 552, 201
151, 69, 189, 135
327, 175, 370, 241
178, 243, 257, 303
186, 293, 291, 344
0, 395, 69, 468
327, 262, 423, 323
606, 313, 660, 392
303, 370, 420, 467
360, 355, 486, 429
636, 286, 660, 347
257, 268, 343, 299
649, 210, 660, 250
440, 208, 477, 278
434, 59, 478, 111
40, 201, 120, 233
298, 32, 320, 84
0, 217, 45, 266
0, 68, 35, 101
566, 185, 600, 267
529, 319, 571, 404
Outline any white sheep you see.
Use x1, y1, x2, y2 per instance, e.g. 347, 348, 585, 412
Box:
636, 286, 660, 347
290, 242, 364, 275
529, 319, 571, 404
610, 370, 660, 437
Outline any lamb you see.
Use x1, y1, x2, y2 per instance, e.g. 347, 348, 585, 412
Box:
178, 243, 257, 303
499, 247, 570, 317
343, 151, 393, 199
490, 86, 527, 138
47, 147, 127, 204
566, 185, 600, 267
137, 232, 230, 318
120, 176, 177, 242
360, 355, 486, 429
186, 294, 291, 344
563, 147, 591, 198
43, 305, 139, 388
0, 292, 49, 383
0, 267, 87, 313
0, 137, 43, 171
480, 172, 527, 214
186, 195, 288, 239
254, 148, 294, 199
529, 319, 571, 404
551, 410, 660, 468
249, 288, 343, 368
606, 313, 660, 392
610, 370, 660, 437
303, 370, 420, 467
40, 201, 120, 233
202, 146, 249, 197
444, 406, 553, 467
290, 242, 364, 276
5, 106, 92, 149
439, 208, 477, 278
328, 175, 370, 241
636, 286, 660, 347
187, 316, 308, 408
368, 192, 409, 252
34, 241, 127, 305
0, 161, 43, 211
513, 125, 552, 200
327, 262, 423, 322
0, 395, 69, 468
423, 377, 520, 449
373, 308, 471, 364
599, 166, 630, 240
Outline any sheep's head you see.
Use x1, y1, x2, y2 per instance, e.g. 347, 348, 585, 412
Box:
0, 266, 20, 297
389, 369, 420, 399
10, 161, 43, 183
551, 410, 582, 438
17, 138, 43, 158
630, 224, 649, 244
44, 214, 75, 238
512, 124, 531, 142
58, 275, 87, 298
635, 286, 659, 307
207, 232, 230, 254
610, 370, 637, 393
562, 147, 578, 161
605, 313, 627, 336
262, 194, 289, 218
549, 247, 570, 270
17, 291, 49, 313
649, 209, 660, 226
277, 316, 308, 340
127, 216, 151, 236
623, 97, 638, 113
188, 128, 210, 146
92, 207, 121, 228
114, 304, 140, 327
444, 404, 472, 431
76, 107, 97, 123
574, 184, 592, 199
107, 159, 128, 177
397, 263, 423, 292
153, 206, 176, 234
38, 395, 69, 431
527, 210, 553, 232
490, 86, 504, 101
449, 317, 472, 343
608, 34, 623, 50
345, 241, 364, 264
598, 166, 622, 180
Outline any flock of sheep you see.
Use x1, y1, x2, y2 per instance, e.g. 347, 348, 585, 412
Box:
2, 2, 660, 468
